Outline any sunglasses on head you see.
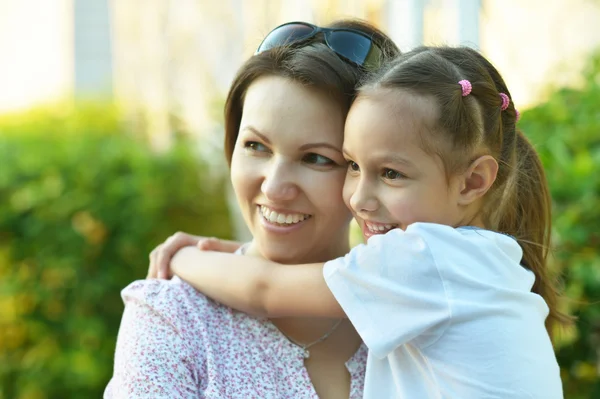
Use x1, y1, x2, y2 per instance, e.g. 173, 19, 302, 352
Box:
255, 21, 384, 70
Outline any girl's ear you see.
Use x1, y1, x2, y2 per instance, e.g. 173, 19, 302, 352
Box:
457, 155, 498, 205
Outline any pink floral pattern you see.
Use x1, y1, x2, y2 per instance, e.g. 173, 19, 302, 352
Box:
104, 277, 367, 398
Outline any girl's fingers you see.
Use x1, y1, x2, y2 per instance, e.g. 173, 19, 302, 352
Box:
156, 232, 201, 279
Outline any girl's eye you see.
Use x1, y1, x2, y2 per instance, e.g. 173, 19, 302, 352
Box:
383, 168, 405, 180
303, 153, 335, 166
244, 141, 269, 152
347, 161, 360, 172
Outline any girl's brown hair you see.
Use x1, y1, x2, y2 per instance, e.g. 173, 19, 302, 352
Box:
361, 46, 570, 338
223, 19, 400, 164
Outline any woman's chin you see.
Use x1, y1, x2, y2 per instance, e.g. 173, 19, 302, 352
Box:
256, 245, 304, 264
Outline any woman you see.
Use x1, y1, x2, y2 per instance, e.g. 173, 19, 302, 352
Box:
105, 20, 400, 398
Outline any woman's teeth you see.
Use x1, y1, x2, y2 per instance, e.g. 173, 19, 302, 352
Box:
260, 206, 311, 225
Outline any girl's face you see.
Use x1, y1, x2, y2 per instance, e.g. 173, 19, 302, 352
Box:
342, 89, 467, 242
230, 76, 352, 263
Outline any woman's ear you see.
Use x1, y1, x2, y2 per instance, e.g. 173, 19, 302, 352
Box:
457, 155, 498, 205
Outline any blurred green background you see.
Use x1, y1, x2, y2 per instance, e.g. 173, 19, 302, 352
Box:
0, 104, 232, 398
520, 53, 600, 399
1, 52, 599, 398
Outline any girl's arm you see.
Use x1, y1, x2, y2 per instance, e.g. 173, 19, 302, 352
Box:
171, 247, 345, 318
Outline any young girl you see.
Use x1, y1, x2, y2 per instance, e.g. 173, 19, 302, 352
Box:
166, 46, 568, 398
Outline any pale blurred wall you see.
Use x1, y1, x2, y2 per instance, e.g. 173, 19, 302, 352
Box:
0, 0, 113, 113
480, 0, 600, 106
74, 0, 113, 96
1, 0, 599, 132
423, 0, 600, 107
0, 0, 73, 112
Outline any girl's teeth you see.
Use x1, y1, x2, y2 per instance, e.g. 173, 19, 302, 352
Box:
366, 222, 396, 233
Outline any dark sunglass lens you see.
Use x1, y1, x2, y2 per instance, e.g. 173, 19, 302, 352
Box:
326, 31, 373, 65
257, 24, 315, 52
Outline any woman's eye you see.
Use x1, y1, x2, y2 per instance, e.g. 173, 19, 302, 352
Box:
347, 161, 360, 172
383, 168, 405, 180
303, 153, 335, 166
244, 141, 268, 152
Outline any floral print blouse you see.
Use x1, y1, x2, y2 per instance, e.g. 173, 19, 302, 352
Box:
104, 277, 367, 398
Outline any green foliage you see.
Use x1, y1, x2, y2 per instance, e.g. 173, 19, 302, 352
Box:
520, 52, 600, 398
0, 103, 232, 399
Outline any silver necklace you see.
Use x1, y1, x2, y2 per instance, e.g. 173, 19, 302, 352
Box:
281, 319, 344, 357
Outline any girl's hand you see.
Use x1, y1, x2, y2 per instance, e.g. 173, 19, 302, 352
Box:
147, 232, 242, 279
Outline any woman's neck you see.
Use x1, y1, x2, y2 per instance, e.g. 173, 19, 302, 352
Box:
272, 317, 361, 357
244, 240, 359, 355
245, 240, 350, 265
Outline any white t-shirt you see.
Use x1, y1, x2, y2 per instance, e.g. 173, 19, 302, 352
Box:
323, 222, 563, 399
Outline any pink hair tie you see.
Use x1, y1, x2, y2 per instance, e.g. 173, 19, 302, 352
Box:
499, 93, 510, 111
458, 80, 472, 96
515, 109, 521, 122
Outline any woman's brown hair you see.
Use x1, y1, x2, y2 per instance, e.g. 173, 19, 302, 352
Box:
360, 46, 571, 338
223, 19, 400, 164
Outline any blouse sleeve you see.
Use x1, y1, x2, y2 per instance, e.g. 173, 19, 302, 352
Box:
104, 280, 202, 399
323, 224, 452, 359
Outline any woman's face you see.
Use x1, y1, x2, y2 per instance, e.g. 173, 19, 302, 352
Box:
230, 75, 352, 264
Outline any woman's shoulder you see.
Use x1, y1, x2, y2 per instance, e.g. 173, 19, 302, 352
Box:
123, 276, 209, 307
121, 277, 238, 334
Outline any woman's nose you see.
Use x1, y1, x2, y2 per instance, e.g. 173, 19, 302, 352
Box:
261, 160, 299, 202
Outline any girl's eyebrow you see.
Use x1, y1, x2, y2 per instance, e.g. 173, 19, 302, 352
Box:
375, 154, 416, 168
342, 149, 416, 168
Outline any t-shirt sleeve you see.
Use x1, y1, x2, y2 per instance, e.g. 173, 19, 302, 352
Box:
323, 226, 451, 359
104, 280, 202, 399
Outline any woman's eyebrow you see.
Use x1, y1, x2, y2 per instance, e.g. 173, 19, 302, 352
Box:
241, 125, 271, 144
299, 142, 342, 152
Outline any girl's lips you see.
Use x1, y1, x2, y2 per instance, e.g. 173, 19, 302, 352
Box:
362, 227, 384, 241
